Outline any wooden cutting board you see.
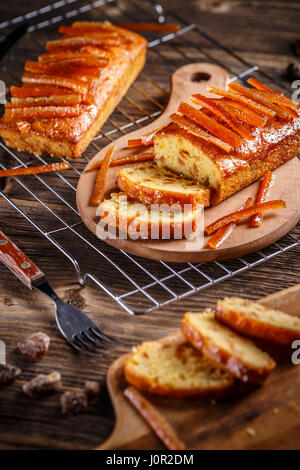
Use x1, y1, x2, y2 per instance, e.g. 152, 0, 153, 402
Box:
98, 283, 300, 450
77, 62, 300, 263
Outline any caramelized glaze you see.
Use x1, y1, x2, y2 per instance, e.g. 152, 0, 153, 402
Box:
0, 22, 147, 148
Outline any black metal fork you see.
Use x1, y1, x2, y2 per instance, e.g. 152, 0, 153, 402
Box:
0, 230, 117, 356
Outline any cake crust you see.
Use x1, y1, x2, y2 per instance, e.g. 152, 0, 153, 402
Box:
182, 311, 276, 383
216, 297, 300, 344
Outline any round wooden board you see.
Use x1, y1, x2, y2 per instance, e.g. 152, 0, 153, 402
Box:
98, 284, 300, 450
77, 63, 300, 263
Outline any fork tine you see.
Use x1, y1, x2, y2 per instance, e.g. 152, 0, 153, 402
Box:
83, 330, 114, 349
79, 332, 108, 353
90, 327, 119, 344
73, 335, 104, 357
69, 338, 84, 353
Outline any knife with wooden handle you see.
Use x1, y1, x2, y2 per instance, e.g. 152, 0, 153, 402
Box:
0, 231, 45, 290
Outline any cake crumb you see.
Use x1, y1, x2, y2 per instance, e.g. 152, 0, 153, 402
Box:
246, 427, 256, 437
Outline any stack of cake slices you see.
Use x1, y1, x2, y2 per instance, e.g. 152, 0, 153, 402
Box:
124, 297, 300, 398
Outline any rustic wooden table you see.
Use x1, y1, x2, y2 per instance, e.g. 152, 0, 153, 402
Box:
0, 0, 299, 450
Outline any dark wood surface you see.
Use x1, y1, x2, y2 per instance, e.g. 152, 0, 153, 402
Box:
0, 0, 299, 450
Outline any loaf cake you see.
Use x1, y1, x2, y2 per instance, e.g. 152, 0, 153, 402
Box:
124, 340, 234, 398
154, 80, 300, 205
116, 162, 210, 207
100, 192, 202, 239
216, 297, 300, 344
0, 22, 147, 158
182, 310, 276, 382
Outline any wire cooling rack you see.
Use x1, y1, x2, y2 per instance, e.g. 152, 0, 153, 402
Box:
0, 0, 299, 314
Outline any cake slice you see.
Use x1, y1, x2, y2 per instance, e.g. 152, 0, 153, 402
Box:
124, 340, 234, 398
216, 297, 300, 344
99, 192, 202, 239
116, 162, 210, 207
182, 311, 276, 382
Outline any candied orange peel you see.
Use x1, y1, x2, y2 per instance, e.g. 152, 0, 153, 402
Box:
46, 36, 123, 51
215, 99, 267, 128
251, 171, 276, 227
192, 93, 254, 140
4, 105, 81, 122
90, 146, 115, 206
178, 102, 243, 148
10, 86, 73, 98
7, 95, 82, 108
207, 86, 276, 118
127, 127, 163, 148
228, 82, 290, 119
0, 162, 70, 178
87, 152, 155, 171
205, 200, 286, 235
170, 113, 232, 152
22, 73, 89, 95
208, 197, 254, 248
247, 78, 298, 113
119, 23, 180, 32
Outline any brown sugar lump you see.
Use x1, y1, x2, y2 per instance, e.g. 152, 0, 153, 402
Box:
116, 162, 210, 208
99, 192, 203, 239
182, 311, 276, 383
18, 332, 50, 359
124, 340, 234, 398
216, 297, 300, 344
23, 371, 62, 398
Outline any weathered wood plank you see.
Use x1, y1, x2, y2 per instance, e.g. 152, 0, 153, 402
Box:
0, 0, 299, 450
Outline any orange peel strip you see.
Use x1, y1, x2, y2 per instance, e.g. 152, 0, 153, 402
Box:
39, 48, 109, 62
7, 95, 82, 108
247, 77, 283, 96
178, 102, 243, 148
4, 105, 81, 122
22, 73, 88, 95
90, 146, 115, 206
59, 25, 115, 34
46, 36, 122, 51
208, 197, 254, 248
247, 78, 298, 111
217, 99, 267, 127
207, 86, 275, 118
87, 153, 155, 171
251, 171, 276, 227
59, 26, 118, 36
205, 200, 286, 235
24, 61, 101, 79
10, 86, 73, 98
228, 82, 290, 119
124, 386, 186, 451
119, 23, 180, 32
0, 162, 70, 178
127, 127, 164, 148
170, 113, 232, 153
192, 94, 254, 140
277, 104, 299, 119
